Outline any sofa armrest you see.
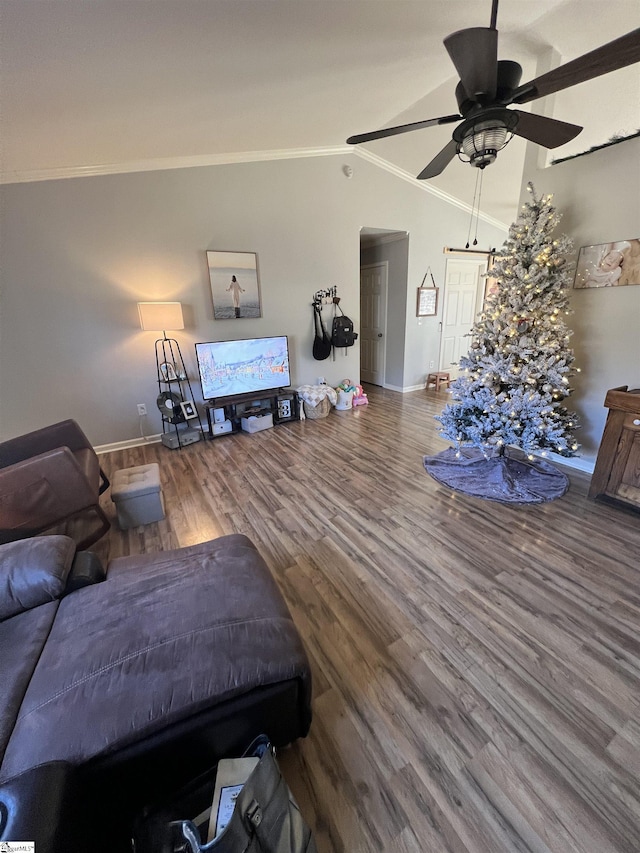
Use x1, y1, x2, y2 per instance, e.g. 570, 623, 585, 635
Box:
0, 448, 99, 539
64, 550, 106, 594
0, 419, 92, 468
0, 535, 77, 621
0, 761, 83, 853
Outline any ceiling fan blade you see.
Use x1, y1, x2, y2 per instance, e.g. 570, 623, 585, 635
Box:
512, 110, 582, 148
417, 139, 459, 180
444, 27, 498, 101
511, 27, 640, 105
347, 114, 461, 145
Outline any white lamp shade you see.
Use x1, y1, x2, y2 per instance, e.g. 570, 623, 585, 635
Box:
138, 302, 184, 332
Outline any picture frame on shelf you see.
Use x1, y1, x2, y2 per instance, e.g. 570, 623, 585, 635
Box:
180, 400, 198, 420
416, 287, 438, 317
206, 250, 262, 319
573, 238, 640, 288
159, 361, 178, 382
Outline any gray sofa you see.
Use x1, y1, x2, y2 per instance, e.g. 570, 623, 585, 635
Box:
0, 533, 312, 852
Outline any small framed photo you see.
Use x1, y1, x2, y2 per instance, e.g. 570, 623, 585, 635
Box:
159, 362, 178, 381
206, 250, 262, 319
180, 400, 198, 420
417, 287, 438, 316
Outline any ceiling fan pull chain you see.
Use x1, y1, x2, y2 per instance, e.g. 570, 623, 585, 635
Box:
473, 169, 484, 246
466, 169, 480, 248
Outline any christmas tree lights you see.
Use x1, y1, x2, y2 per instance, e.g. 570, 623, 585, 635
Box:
437, 183, 580, 459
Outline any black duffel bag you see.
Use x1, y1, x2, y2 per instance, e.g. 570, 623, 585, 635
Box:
132, 736, 317, 853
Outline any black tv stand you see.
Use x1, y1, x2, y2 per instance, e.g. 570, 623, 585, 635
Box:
204, 389, 300, 439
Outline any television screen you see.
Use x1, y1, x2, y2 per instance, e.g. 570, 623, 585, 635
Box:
195, 336, 291, 401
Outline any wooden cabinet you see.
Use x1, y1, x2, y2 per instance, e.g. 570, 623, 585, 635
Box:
589, 386, 640, 510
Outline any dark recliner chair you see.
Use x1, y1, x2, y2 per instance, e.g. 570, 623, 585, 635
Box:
0, 419, 110, 549
0, 533, 312, 853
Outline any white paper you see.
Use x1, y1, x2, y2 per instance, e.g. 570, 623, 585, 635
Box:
215, 783, 244, 835
207, 756, 259, 841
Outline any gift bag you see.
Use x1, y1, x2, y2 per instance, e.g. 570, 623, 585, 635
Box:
132, 736, 317, 853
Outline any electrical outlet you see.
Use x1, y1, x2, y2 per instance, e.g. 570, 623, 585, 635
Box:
137, 403, 147, 416
429, 360, 435, 369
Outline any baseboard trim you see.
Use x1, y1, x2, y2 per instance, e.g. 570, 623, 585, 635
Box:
96, 434, 162, 455
93, 429, 595, 475
549, 453, 595, 475
382, 383, 424, 393
384, 383, 430, 393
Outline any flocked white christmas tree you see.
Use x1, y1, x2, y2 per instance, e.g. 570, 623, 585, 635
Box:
437, 183, 580, 460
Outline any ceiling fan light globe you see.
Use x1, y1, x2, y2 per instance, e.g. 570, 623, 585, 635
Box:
462, 124, 508, 155
458, 120, 514, 168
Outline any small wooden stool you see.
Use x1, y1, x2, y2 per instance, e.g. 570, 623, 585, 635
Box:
426, 371, 451, 392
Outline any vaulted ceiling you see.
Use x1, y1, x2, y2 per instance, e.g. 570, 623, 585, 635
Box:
1, 1, 638, 224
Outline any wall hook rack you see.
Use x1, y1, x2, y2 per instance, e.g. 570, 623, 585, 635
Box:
312, 286, 337, 307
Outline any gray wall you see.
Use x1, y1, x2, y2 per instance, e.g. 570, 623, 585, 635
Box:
0, 155, 506, 446
519, 136, 640, 468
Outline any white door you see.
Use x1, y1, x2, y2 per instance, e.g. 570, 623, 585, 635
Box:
439, 258, 486, 379
360, 262, 387, 386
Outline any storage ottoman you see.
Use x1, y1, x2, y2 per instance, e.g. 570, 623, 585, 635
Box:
111, 463, 165, 529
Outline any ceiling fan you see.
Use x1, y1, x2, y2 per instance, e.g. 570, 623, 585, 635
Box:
347, 0, 640, 179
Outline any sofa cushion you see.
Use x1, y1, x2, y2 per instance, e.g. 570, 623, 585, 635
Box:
0, 601, 59, 764
0, 534, 311, 780
0, 535, 76, 621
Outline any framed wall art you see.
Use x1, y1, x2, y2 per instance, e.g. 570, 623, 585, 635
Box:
417, 287, 438, 316
573, 238, 640, 288
206, 250, 262, 319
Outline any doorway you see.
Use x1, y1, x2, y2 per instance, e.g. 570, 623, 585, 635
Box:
438, 257, 487, 378
359, 229, 408, 388
360, 262, 388, 386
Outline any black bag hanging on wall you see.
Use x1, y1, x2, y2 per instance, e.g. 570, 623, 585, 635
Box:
312, 304, 332, 361
132, 736, 317, 853
331, 305, 357, 349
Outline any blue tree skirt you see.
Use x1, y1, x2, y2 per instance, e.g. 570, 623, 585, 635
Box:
423, 447, 569, 504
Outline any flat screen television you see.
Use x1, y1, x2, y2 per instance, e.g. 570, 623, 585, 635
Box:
195, 336, 291, 401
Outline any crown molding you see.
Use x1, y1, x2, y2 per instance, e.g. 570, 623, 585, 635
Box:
0, 146, 346, 185
1, 143, 509, 230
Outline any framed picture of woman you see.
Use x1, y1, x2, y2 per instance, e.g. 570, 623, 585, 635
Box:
206, 250, 262, 319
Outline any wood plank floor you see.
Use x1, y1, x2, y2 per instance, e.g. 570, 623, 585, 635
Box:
94, 384, 640, 853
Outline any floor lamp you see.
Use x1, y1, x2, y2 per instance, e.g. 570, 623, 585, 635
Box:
137, 302, 203, 446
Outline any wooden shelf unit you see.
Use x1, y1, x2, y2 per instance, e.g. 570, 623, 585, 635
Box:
204, 389, 300, 439
589, 385, 640, 511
